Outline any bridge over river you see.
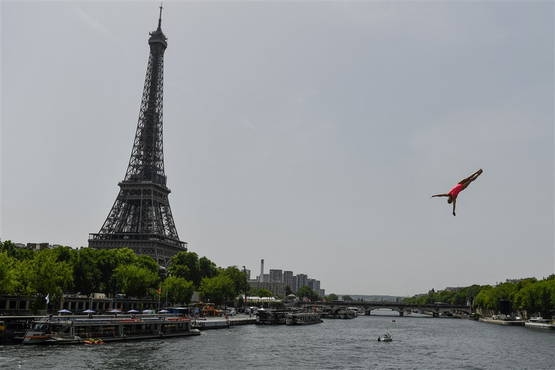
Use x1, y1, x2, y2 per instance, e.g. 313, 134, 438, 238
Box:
303, 301, 472, 317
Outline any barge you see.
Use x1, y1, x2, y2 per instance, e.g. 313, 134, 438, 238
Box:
285, 312, 322, 325
256, 309, 290, 325
22, 315, 200, 344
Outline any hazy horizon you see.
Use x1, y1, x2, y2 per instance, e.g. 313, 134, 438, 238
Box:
2, 1, 553, 296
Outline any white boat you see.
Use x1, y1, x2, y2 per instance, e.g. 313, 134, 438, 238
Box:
378, 332, 392, 342
525, 317, 554, 330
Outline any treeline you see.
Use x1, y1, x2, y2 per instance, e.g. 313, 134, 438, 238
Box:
404, 275, 555, 317
0, 241, 248, 307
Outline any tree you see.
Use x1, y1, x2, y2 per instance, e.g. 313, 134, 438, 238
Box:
297, 286, 319, 301
71, 248, 101, 295
1, 240, 34, 260
0, 252, 17, 294
285, 285, 292, 296
199, 274, 236, 305
325, 293, 338, 302
136, 255, 160, 275
199, 257, 218, 280
113, 265, 159, 298
252, 288, 274, 297
221, 266, 248, 297
95, 248, 139, 295
161, 276, 195, 305
31, 249, 73, 300
342, 295, 353, 302
168, 251, 201, 287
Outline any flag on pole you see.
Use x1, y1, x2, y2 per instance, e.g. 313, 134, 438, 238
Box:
45, 294, 50, 304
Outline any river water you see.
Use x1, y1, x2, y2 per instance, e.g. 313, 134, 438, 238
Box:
1, 314, 554, 369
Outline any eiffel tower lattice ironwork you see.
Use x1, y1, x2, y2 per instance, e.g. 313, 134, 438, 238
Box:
89, 7, 186, 265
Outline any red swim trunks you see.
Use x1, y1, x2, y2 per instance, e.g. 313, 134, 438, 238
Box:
448, 183, 464, 198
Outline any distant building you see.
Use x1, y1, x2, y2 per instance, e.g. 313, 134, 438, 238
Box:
296, 274, 308, 290
248, 281, 285, 297
308, 279, 316, 290
292, 275, 298, 292
244, 269, 251, 280
283, 271, 294, 290
26, 243, 51, 250
319, 289, 325, 297
261, 274, 270, 283
269, 269, 283, 283
313, 280, 320, 292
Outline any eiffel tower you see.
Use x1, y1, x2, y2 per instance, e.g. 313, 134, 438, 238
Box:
89, 6, 186, 266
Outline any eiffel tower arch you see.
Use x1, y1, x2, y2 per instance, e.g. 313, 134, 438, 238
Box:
89, 7, 187, 266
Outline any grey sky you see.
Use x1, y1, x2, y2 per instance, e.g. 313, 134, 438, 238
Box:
1, 1, 553, 296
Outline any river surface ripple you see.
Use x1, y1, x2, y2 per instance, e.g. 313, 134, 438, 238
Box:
1, 315, 554, 369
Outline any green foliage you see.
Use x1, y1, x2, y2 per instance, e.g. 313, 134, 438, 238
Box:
168, 251, 201, 286
0, 241, 256, 306
199, 257, 218, 280
404, 277, 555, 317
297, 286, 319, 301
161, 276, 195, 304
342, 295, 353, 302
113, 265, 159, 298
199, 274, 236, 305
136, 255, 160, 275
252, 288, 274, 297
168, 251, 220, 289
71, 248, 101, 295
325, 293, 338, 302
0, 252, 17, 294
221, 266, 248, 296
31, 249, 73, 300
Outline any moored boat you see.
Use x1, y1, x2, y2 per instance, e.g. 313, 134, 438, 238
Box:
256, 309, 289, 325
22, 315, 200, 344
524, 317, 555, 330
285, 312, 322, 325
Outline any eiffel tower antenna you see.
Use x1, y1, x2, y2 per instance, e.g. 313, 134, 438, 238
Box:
89, 6, 186, 266
158, 3, 163, 29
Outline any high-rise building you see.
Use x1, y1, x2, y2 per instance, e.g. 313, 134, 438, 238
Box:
269, 269, 283, 283
308, 279, 316, 290
292, 275, 298, 293
88, 7, 186, 266
313, 280, 320, 292
296, 274, 308, 290
259, 259, 265, 281
283, 271, 294, 291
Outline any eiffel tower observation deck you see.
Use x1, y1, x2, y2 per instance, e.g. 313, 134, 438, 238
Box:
89, 7, 187, 266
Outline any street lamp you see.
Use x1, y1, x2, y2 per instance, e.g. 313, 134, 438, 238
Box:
242, 266, 248, 311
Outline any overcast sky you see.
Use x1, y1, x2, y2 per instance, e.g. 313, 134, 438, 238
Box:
1, 1, 553, 296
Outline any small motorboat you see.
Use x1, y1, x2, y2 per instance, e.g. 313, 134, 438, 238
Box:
378, 332, 392, 342
84, 338, 105, 345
